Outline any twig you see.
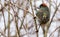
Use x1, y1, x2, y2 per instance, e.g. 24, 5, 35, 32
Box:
8, 1, 10, 37
30, 0, 38, 37
0, 2, 6, 37
49, 26, 60, 37
48, 3, 60, 30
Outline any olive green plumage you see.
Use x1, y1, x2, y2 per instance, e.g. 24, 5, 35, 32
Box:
36, 4, 50, 37
36, 4, 50, 24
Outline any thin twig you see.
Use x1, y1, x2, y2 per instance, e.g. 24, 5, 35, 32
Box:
8, 1, 10, 37
30, 0, 38, 37
49, 26, 60, 37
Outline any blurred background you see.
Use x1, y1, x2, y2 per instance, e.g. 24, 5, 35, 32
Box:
0, 0, 60, 37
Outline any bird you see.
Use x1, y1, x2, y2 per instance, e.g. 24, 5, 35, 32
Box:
36, 3, 50, 34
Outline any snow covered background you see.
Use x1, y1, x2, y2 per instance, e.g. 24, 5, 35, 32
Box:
0, 0, 60, 37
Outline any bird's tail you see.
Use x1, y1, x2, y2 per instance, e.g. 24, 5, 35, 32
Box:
40, 24, 46, 37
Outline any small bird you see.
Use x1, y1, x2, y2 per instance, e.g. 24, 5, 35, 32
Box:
36, 3, 50, 24
36, 3, 50, 34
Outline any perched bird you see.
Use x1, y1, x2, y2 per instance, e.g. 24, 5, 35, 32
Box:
36, 3, 50, 24
36, 3, 50, 34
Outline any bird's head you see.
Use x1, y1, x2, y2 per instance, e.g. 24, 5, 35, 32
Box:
37, 3, 48, 9
40, 3, 47, 8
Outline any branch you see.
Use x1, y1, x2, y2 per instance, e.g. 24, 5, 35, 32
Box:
49, 26, 60, 37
